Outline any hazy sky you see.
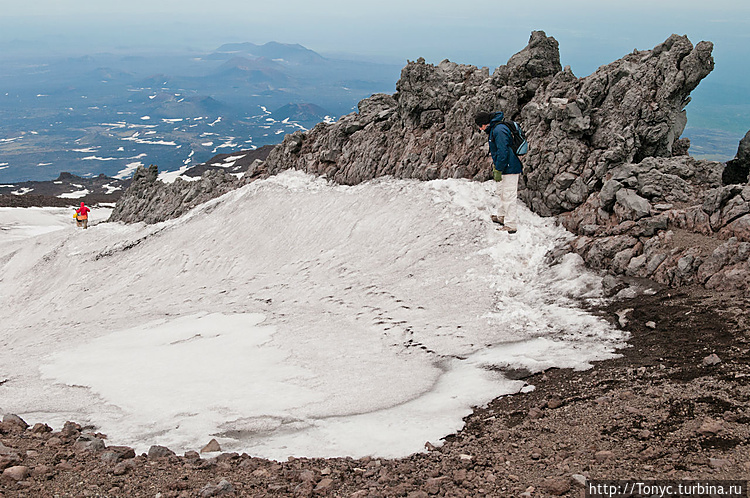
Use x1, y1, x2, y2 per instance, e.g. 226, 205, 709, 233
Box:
2, 0, 748, 81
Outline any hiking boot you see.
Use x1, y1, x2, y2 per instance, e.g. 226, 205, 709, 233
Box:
491, 215, 504, 225
497, 225, 517, 234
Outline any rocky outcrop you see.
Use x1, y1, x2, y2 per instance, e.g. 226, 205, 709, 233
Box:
722, 130, 750, 185
548, 149, 750, 291
263, 31, 563, 184
520, 34, 714, 216
262, 32, 715, 220
108, 166, 242, 224
107, 148, 273, 223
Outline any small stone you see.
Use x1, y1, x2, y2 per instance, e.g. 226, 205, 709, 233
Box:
697, 418, 724, 435
60, 421, 81, 437
2, 414, 28, 430
571, 474, 587, 487
31, 464, 52, 477
299, 469, 315, 482
0, 442, 15, 455
624, 406, 643, 416
320, 466, 332, 475
594, 450, 614, 462
101, 446, 135, 464
184, 450, 200, 459
453, 468, 467, 483
46, 437, 62, 447
148, 445, 176, 459
543, 477, 571, 496
73, 434, 106, 453
645, 321, 657, 329
31, 423, 52, 434
251, 468, 268, 478
709, 458, 731, 469
200, 438, 221, 453
639, 446, 657, 460
407, 492, 429, 498
0, 454, 22, 470
424, 477, 445, 494
546, 396, 563, 409
458, 454, 473, 461
637, 429, 652, 439
702, 353, 721, 366
217, 480, 234, 493
528, 407, 544, 419
3, 465, 30, 481
314, 478, 334, 492
112, 460, 134, 476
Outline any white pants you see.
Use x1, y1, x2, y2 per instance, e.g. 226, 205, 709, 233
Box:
496, 173, 519, 229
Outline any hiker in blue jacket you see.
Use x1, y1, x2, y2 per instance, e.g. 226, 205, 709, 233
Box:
475, 110, 523, 234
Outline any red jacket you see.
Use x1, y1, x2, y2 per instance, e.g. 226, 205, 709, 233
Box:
76, 203, 90, 219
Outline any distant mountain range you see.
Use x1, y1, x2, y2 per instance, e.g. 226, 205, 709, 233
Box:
208, 42, 327, 65
0, 42, 402, 183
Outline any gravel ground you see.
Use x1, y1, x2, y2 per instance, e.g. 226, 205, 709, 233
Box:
2, 284, 749, 498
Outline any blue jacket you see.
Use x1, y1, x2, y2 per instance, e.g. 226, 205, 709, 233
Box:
487, 111, 523, 175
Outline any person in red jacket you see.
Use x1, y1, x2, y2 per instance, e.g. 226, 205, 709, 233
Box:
75, 201, 90, 229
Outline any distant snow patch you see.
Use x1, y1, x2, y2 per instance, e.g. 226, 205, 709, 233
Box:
58, 189, 90, 199
115, 162, 143, 179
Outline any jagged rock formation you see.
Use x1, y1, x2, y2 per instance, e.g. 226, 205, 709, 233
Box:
263, 31, 563, 184
722, 130, 750, 185
545, 122, 750, 292
108, 31, 750, 293
519, 34, 714, 216
108, 166, 241, 224
108, 147, 273, 224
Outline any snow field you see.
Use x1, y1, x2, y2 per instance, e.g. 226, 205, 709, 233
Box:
0, 171, 625, 459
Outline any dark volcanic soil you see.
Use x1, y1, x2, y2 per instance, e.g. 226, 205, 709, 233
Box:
2, 285, 749, 497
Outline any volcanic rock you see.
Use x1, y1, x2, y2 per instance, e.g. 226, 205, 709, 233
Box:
722, 130, 750, 184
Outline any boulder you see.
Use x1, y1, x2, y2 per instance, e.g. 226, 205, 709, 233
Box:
148, 445, 176, 459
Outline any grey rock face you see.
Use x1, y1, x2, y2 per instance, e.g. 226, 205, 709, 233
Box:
722, 130, 750, 185
520, 34, 714, 216
263, 31, 563, 185
108, 167, 243, 224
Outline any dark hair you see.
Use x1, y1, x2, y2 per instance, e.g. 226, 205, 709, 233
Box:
474, 111, 493, 126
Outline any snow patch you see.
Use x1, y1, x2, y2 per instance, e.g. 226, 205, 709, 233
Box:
0, 173, 623, 460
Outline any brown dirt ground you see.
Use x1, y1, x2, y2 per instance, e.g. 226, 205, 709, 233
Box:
1, 284, 749, 498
